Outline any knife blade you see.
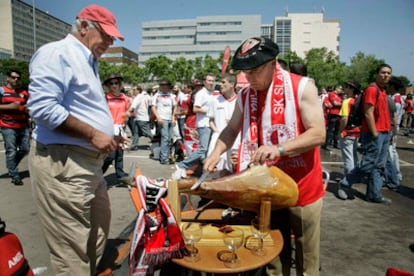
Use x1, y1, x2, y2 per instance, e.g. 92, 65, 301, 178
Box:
190, 171, 210, 190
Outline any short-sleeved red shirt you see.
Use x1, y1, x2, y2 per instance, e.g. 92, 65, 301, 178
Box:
327, 92, 342, 115
361, 84, 391, 132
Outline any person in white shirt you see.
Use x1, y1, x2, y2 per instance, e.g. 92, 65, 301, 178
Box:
151, 79, 177, 164
129, 86, 153, 150
174, 73, 215, 178
207, 74, 240, 173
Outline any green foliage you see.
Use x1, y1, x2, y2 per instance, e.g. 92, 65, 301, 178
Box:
304, 47, 347, 89
346, 52, 385, 88
2, 49, 411, 93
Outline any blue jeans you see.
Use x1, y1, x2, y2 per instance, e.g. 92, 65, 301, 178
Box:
102, 148, 126, 178
178, 127, 211, 169
1, 127, 30, 179
341, 132, 390, 201
325, 114, 340, 147
177, 117, 185, 139
384, 132, 400, 188
131, 120, 153, 148
159, 120, 173, 163
339, 136, 359, 175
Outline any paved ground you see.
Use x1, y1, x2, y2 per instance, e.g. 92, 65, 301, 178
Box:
0, 135, 413, 275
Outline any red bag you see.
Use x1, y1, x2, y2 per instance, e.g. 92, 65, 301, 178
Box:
0, 219, 34, 276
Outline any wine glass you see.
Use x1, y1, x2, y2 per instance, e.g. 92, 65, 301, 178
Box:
222, 227, 244, 268
181, 222, 202, 262
250, 217, 270, 256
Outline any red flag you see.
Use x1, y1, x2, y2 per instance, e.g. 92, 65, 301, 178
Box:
221, 46, 231, 76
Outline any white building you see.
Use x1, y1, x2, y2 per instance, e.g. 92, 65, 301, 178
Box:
139, 15, 261, 66
275, 13, 340, 58
139, 13, 340, 66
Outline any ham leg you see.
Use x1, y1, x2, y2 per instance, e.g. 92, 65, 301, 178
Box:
175, 165, 298, 212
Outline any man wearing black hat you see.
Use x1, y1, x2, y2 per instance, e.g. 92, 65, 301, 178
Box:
151, 79, 177, 164
101, 74, 130, 181
337, 81, 361, 177
204, 37, 326, 275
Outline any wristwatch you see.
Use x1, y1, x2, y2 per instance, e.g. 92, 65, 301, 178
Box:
277, 144, 285, 157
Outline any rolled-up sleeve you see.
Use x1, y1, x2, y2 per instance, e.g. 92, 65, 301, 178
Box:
28, 46, 70, 130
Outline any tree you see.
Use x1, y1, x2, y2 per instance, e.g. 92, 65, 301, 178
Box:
304, 48, 347, 90
172, 57, 194, 83
347, 52, 385, 88
144, 56, 174, 82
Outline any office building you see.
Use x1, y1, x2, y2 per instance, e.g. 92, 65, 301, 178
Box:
275, 13, 340, 57
140, 12, 340, 66
101, 47, 138, 66
139, 15, 261, 66
0, 0, 71, 62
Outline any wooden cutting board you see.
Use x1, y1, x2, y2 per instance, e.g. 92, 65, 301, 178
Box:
180, 223, 274, 247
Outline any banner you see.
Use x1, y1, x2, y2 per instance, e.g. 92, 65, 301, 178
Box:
221, 46, 231, 76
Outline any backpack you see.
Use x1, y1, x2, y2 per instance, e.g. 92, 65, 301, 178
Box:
0, 218, 34, 276
346, 83, 379, 129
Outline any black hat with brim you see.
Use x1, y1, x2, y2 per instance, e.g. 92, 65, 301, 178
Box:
231, 37, 279, 70
103, 74, 123, 85
345, 81, 361, 91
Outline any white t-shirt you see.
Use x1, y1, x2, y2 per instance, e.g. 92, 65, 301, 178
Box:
194, 87, 212, 128
152, 92, 176, 121
131, 91, 151, 121
207, 94, 240, 172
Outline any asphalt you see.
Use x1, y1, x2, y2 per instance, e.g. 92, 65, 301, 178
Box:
0, 134, 413, 276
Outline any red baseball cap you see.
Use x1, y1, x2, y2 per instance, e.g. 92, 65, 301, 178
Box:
76, 5, 124, 41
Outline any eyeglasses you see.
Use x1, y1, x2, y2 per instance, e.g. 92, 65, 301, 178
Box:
10, 75, 20, 80
109, 81, 119, 86
92, 22, 114, 42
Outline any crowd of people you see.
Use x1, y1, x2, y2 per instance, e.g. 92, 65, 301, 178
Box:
319, 69, 408, 203
1, 3, 412, 276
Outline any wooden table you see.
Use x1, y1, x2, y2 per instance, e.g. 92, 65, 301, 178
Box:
172, 209, 283, 274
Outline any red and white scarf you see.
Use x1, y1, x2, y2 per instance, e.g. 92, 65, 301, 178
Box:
129, 176, 186, 276
238, 64, 305, 171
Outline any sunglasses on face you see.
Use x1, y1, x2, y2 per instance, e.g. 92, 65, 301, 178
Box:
109, 81, 119, 86
10, 75, 20, 80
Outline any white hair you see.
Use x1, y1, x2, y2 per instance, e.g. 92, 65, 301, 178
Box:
71, 19, 96, 34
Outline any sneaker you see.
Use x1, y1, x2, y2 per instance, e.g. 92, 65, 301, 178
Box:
160, 160, 174, 165
118, 176, 133, 186
11, 177, 23, 186
368, 197, 392, 205
337, 185, 355, 200
172, 165, 187, 180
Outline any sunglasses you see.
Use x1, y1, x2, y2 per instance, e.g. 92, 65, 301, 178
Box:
109, 81, 119, 86
10, 76, 20, 80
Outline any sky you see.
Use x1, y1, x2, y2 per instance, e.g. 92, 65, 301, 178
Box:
24, 0, 414, 83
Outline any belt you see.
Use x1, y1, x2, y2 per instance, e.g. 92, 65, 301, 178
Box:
35, 142, 107, 159
62, 144, 107, 159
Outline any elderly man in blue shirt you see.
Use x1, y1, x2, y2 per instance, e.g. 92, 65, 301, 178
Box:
27, 5, 126, 275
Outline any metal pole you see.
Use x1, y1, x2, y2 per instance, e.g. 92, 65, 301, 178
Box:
32, 0, 36, 52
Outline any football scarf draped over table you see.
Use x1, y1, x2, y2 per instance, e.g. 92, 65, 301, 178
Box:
129, 176, 186, 276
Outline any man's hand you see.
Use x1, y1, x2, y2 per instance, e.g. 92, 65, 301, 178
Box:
203, 151, 221, 173
251, 145, 281, 165
89, 130, 117, 153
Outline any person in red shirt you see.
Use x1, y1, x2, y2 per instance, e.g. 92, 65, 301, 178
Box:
0, 69, 30, 185
101, 74, 130, 183
204, 37, 325, 275
322, 85, 343, 149
338, 64, 393, 204
403, 93, 414, 135
337, 81, 361, 175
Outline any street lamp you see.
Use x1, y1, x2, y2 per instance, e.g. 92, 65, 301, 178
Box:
32, 0, 36, 52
